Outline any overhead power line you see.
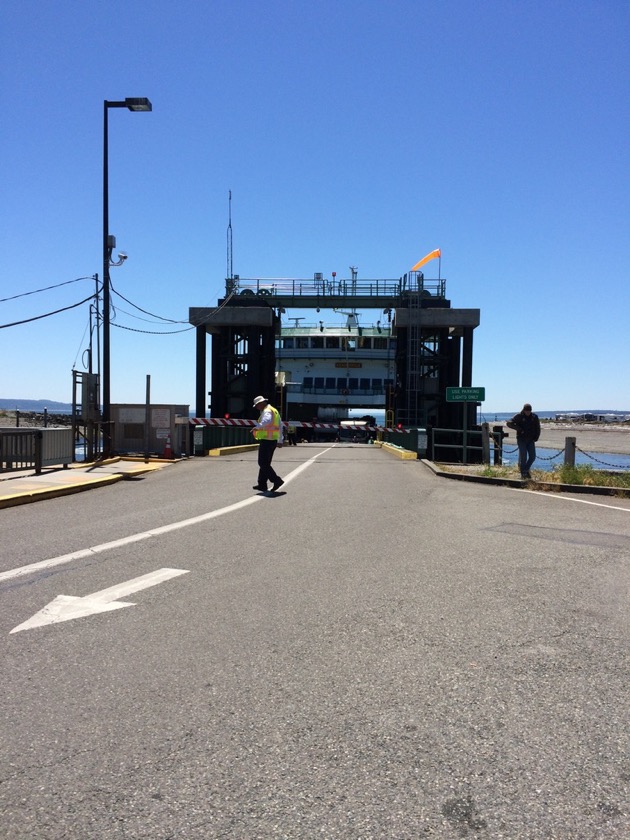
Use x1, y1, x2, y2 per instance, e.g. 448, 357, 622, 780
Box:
109, 282, 187, 323
0, 295, 95, 329
0, 273, 237, 334
0, 275, 97, 303
112, 322, 195, 335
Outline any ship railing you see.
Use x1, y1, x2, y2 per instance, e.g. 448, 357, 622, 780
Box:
233, 276, 446, 299
295, 387, 386, 396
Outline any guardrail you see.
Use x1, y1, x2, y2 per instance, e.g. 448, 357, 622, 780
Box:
0, 428, 74, 474
231, 276, 447, 300
431, 426, 485, 465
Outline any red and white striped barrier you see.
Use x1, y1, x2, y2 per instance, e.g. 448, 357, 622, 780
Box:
191, 418, 256, 427
190, 418, 411, 433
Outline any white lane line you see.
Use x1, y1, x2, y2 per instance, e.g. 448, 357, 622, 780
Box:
516, 488, 630, 512
0, 449, 332, 584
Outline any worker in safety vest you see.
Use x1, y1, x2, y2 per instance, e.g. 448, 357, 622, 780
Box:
251, 395, 285, 493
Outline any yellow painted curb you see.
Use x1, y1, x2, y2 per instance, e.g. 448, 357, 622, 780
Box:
69, 456, 121, 469
208, 444, 258, 457
0, 475, 123, 509
121, 457, 176, 465
73, 456, 170, 467
381, 443, 417, 460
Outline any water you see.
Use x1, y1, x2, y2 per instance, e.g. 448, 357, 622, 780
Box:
347, 408, 630, 472
499, 446, 630, 473
482, 409, 630, 472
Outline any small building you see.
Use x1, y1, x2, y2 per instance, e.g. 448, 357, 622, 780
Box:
111, 403, 189, 457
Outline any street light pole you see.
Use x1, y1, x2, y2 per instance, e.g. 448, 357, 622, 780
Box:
102, 97, 152, 457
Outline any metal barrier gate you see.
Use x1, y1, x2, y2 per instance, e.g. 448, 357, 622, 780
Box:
430, 426, 484, 465
0, 428, 74, 474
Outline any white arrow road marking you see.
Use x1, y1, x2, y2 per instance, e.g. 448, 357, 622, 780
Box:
10, 568, 189, 634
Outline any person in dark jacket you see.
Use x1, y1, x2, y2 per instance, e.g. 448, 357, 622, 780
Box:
507, 403, 541, 479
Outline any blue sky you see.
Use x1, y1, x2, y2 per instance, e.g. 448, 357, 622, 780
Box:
1, 0, 628, 413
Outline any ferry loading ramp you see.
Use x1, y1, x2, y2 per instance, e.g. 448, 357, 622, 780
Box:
189, 270, 480, 432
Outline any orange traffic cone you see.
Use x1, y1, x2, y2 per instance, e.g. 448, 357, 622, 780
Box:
163, 434, 173, 459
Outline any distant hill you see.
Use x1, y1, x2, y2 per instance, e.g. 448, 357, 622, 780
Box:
0, 398, 72, 412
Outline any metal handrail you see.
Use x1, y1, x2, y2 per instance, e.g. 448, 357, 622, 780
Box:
0, 427, 74, 474
431, 426, 483, 465
0, 429, 40, 473
233, 277, 446, 299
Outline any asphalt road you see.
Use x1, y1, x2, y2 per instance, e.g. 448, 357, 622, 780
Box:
1, 444, 628, 839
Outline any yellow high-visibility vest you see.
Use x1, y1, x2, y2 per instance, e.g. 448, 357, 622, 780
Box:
254, 404, 281, 440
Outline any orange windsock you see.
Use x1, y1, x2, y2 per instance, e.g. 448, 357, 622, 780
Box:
411, 248, 441, 272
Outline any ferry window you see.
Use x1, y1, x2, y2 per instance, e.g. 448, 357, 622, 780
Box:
325, 377, 336, 389
373, 337, 388, 350
283, 337, 294, 349
348, 378, 359, 390
314, 377, 324, 388
337, 377, 348, 390
343, 337, 357, 351
359, 337, 371, 349
310, 336, 324, 348
372, 378, 383, 391
303, 377, 313, 388
296, 337, 309, 349
325, 336, 339, 349
360, 377, 371, 390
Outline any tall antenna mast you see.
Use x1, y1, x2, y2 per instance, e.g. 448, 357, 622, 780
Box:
227, 189, 233, 281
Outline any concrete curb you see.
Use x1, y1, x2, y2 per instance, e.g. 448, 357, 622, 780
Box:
0, 458, 171, 509
380, 442, 417, 460
0, 474, 123, 509
208, 444, 258, 456
420, 459, 629, 496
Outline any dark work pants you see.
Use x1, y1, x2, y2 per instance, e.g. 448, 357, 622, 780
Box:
257, 440, 280, 488
517, 438, 536, 474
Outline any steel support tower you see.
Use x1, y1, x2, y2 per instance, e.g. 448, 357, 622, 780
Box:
190, 271, 479, 429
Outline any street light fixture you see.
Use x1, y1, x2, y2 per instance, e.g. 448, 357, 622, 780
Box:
102, 97, 152, 457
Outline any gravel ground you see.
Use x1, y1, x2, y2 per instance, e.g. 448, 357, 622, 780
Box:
0, 410, 72, 428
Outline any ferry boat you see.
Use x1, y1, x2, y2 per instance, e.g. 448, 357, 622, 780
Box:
276, 310, 394, 439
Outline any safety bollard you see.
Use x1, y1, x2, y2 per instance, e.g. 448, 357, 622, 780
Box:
492, 425, 506, 465
481, 423, 491, 464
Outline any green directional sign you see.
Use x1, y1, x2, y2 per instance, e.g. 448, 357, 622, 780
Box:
446, 386, 485, 402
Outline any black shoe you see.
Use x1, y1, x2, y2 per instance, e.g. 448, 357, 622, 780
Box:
271, 478, 284, 492
253, 484, 267, 491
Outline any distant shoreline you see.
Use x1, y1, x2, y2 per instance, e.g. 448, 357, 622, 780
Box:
2, 409, 629, 456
